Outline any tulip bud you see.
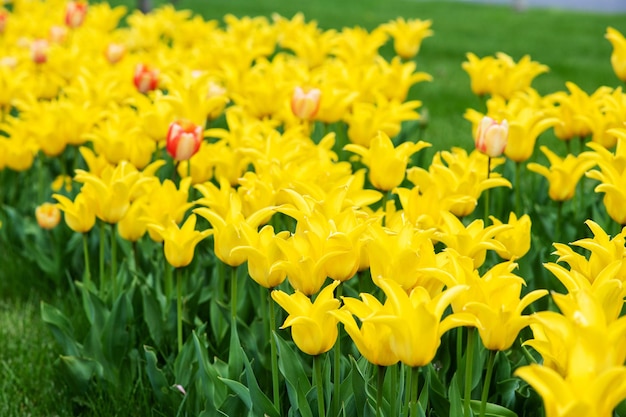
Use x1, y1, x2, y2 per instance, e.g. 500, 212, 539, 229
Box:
0, 10, 8, 34
36, 202, 61, 230
133, 63, 159, 93
49, 25, 68, 43
166, 119, 203, 161
474, 116, 508, 157
291, 86, 321, 120
105, 42, 125, 64
65, 1, 88, 28
31, 39, 49, 64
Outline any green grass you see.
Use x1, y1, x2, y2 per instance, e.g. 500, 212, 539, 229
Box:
4, 1, 626, 415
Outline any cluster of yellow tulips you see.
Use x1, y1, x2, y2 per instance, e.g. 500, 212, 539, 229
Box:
2, 0, 626, 415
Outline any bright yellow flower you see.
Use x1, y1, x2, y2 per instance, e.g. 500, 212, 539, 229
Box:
332, 293, 399, 366
272, 12, 336, 68
462, 263, 547, 350
344, 97, 423, 148
489, 212, 532, 260
404, 148, 510, 218
331, 25, 388, 66
515, 364, 626, 417
147, 214, 211, 269
194, 178, 277, 267
117, 196, 148, 242
380, 17, 433, 60
141, 177, 195, 243
552, 219, 626, 288
365, 222, 443, 294
586, 138, 626, 225
230, 225, 290, 289
53, 192, 96, 233
375, 56, 432, 102
434, 211, 511, 268
74, 161, 148, 224
344, 130, 430, 191
606, 26, 626, 82
546, 82, 612, 142
527, 146, 597, 202
366, 279, 475, 367
272, 280, 341, 356
462, 52, 548, 99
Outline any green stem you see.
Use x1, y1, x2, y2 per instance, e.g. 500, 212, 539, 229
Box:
410, 366, 419, 417
314, 355, 326, 417
230, 265, 238, 323
515, 161, 521, 215
333, 283, 343, 416
391, 363, 398, 417
404, 364, 411, 417
82, 233, 91, 288
37, 152, 44, 203
556, 201, 563, 243
268, 289, 280, 411
164, 255, 173, 301
484, 157, 491, 224
99, 221, 105, 294
376, 365, 386, 417
464, 327, 475, 417
479, 350, 496, 417
177, 268, 183, 354
110, 223, 117, 299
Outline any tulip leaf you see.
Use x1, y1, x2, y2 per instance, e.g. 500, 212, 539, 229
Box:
40, 301, 80, 357
77, 282, 107, 329
448, 373, 465, 417
218, 377, 252, 410
144, 345, 172, 405
59, 355, 104, 394
469, 400, 518, 417
350, 356, 369, 417
241, 343, 280, 417
102, 291, 132, 367
192, 330, 228, 409
141, 285, 163, 346
274, 333, 313, 417
615, 399, 626, 417
228, 323, 243, 380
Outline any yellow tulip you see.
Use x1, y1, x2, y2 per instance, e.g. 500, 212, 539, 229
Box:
527, 146, 597, 202
194, 178, 277, 267
586, 138, 626, 225
606, 27, 626, 82
552, 219, 626, 287
380, 17, 433, 60
147, 214, 211, 269
332, 293, 399, 366
434, 211, 511, 268
366, 279, 476, 367
230, 225, 290, 289
344, 130, 430, 191
489, 212, 532, 260
54, 192, 96, 233
515, 364, 626, 417
272, 280, 341, 356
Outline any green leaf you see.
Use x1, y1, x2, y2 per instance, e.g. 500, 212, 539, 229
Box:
59, 355, 103, 393
40, 301, 79, 357
219, 377, 252, 410
241, 344, 280, 417
274, 333, 313, 417
101, 291, 132, 367
77, 282, 107, 329
448, 373, 465, 417
192, 331, 228, 409
469, 400, 518, 417
141, 285, 163, 346
144, 345, 172, 405
228, 323, 243, 380
350, 356, 368, 417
